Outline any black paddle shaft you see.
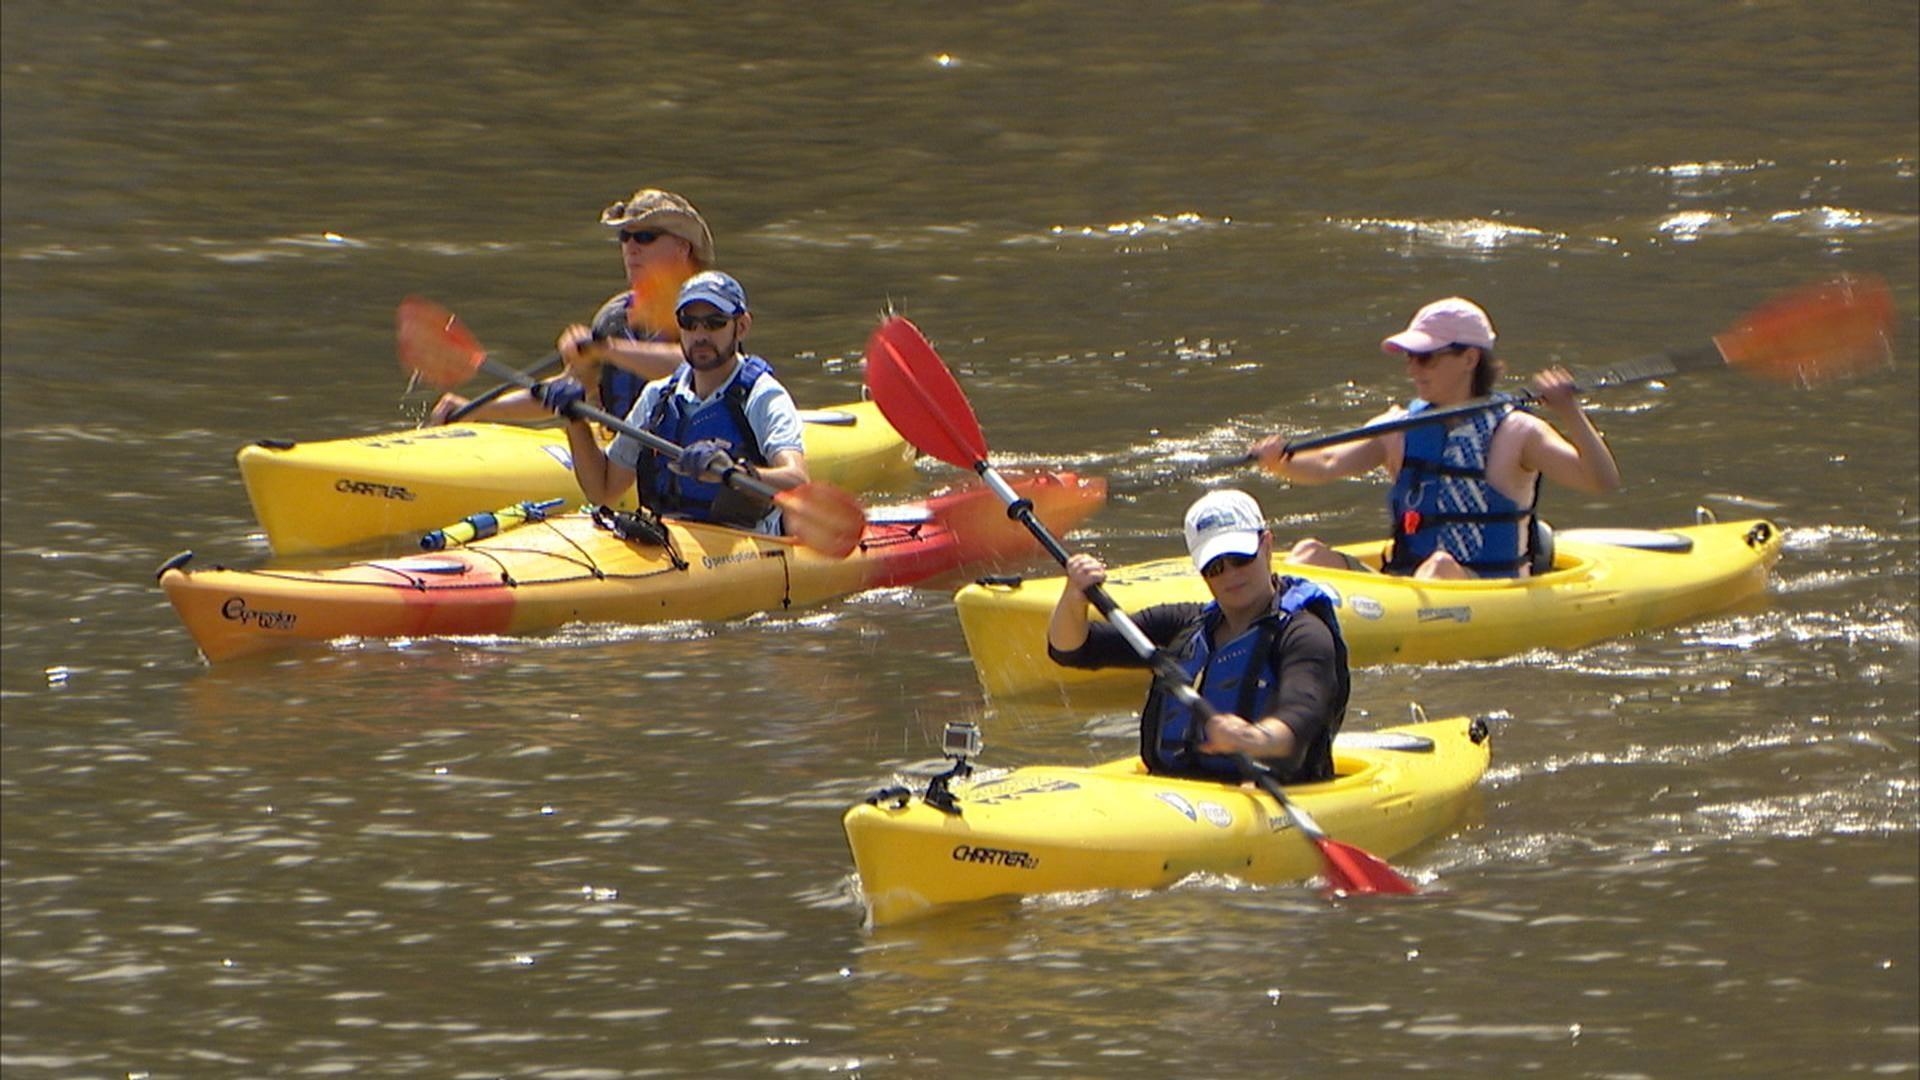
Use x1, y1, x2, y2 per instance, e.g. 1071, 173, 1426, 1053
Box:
1280, 342, 1723, 454
443, 352, 565, 422
473, 353, 785, 504
444, 331, 611, 423
1157, 342, 1726, 481
973, 458, 1338, 840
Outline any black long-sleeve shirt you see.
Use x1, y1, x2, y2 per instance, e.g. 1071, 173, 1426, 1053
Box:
1048, 601, 1347, 782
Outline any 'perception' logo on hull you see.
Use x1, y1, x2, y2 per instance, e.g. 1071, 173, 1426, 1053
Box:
221, 597, 298, 631
701, 551, 772, 571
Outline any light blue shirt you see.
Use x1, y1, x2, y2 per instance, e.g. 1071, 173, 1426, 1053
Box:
607, 356, 805, 534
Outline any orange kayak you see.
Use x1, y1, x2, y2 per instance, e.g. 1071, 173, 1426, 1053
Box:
159, 471, 1106, 663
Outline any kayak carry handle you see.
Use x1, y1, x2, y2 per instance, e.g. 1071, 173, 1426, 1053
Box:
155, 550, 194, 580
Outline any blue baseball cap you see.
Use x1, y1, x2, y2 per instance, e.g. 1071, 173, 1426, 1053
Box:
676, 271, 748, 317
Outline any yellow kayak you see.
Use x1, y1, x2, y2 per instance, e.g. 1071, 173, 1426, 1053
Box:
954, 517, 1784, 700
238, 400, 916, 554
843, 715, 1490, 927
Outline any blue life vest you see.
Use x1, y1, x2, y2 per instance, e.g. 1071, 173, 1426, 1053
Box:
590, 293, 667, 420
1385, 398, 1539, 576
599, 367, 650, 422
1145, 578, 1346, 781
637, 354, 775, 522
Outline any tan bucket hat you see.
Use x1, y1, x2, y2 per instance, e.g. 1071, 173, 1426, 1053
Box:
599, 188, 715, 266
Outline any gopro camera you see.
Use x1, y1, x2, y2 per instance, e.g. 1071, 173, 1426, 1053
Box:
941, 719, 982, 760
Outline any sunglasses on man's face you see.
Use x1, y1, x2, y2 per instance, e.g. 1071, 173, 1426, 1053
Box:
619, 229, 662, 246
1404, 345, 1468, 365
677, 312, 732, 332
1201, 551, 1258, 579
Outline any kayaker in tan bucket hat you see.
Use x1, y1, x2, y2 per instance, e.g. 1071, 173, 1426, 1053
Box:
428, 187, 717, 427
600, 187, 716, 267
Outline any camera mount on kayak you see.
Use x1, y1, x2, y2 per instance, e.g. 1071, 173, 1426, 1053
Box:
859, 720, 986, 814
923, 719, 983, 815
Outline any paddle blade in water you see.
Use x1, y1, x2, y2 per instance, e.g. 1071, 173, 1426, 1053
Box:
775, 481, 866, 559
1317, 838, 1420, 896
1715, 274, 1895, 387
865, 316, 990, 470
396, 296, 488, 389
1256, 765, 1420, 897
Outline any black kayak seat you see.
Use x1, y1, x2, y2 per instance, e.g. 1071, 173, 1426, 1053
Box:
1530, 519, 1555, 576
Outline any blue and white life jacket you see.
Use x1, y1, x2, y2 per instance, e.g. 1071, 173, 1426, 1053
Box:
1385, 398, 1539, 577
636, 354, 775, 522
1144, 577, 1346, 781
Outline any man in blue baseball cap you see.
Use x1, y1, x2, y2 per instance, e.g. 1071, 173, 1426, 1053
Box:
538, 270, 809, 534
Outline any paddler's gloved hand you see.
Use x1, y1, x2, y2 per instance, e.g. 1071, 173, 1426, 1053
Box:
533, 377, 587, 418
671, 438, 735, 481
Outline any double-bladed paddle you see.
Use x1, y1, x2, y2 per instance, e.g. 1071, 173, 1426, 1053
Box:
439, 350, 568, 423
438, 265, 690, 423
1281, 273, 1896, 454
1153, 275, 1897, 478
865, 315, 1417, 897
396, 296, 866, 558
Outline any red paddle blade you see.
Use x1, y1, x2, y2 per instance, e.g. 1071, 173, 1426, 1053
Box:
1716, 274, 1895, 386
1257, 761, 1419, 897
864, 316, 990, 470
396, 296, 488, 389
1316, 838, 1420, 896
774, 482, 866, 559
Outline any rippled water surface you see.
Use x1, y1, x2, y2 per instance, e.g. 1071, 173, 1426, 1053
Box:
4, 3, 1917, 1076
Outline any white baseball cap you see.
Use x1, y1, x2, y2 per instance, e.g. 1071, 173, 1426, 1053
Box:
1183, 489, 1267, 573
1382, 296, 1497, 355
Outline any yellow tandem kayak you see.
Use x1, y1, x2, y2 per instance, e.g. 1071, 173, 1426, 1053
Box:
954, 517, 1784, 701
843, 715, 1490, 927
238, 400, 917, 555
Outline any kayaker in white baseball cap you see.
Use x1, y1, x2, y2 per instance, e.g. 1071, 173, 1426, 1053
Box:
1046, 489, 1351, 785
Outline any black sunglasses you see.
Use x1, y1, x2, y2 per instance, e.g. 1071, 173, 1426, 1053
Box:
1201, 551, 1258, 579
1404, 345, 1470, 364
677, 312, 733, 332
619, 229, 662, 245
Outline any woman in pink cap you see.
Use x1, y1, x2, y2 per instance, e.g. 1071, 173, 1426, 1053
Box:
1251, 297, 1620, 579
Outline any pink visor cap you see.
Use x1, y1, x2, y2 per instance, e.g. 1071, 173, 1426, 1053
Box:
1381, 297, 1497, 355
